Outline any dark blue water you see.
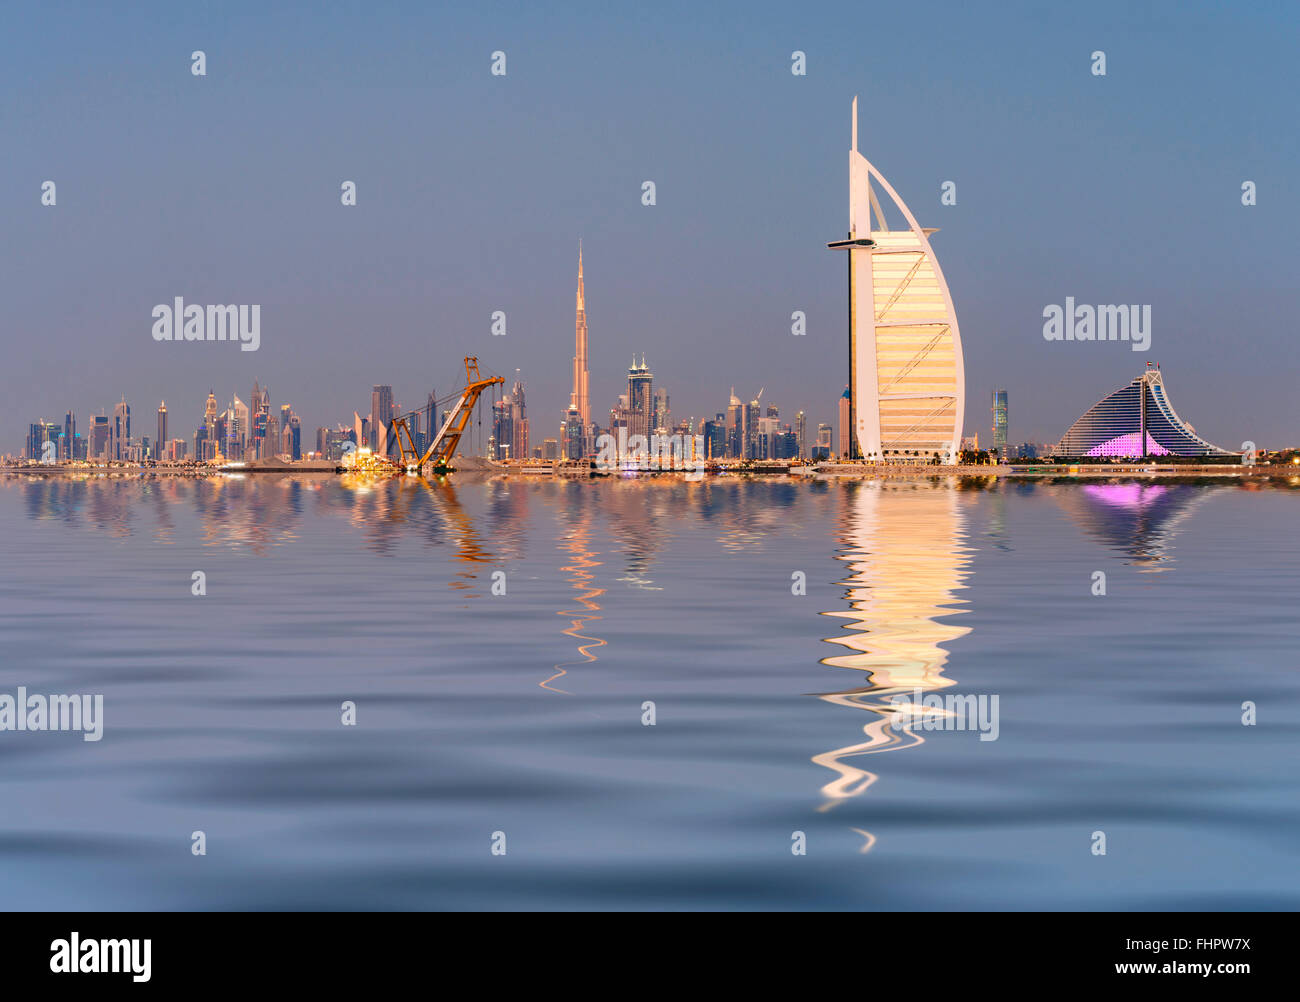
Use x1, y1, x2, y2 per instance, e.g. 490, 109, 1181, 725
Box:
1, 473, 1297, 909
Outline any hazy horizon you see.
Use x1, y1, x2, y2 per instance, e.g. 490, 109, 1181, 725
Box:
4, 1, 1296, 453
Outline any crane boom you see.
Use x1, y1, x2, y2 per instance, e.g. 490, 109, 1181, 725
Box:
390, 357, 504, 473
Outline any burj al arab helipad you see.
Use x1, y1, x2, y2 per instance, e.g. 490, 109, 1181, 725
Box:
829, 98, 965, 464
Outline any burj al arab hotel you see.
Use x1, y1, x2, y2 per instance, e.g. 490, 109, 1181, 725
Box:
829, 98, 965, 463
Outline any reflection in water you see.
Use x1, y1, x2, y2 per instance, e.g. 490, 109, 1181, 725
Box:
815, 482, 973, 850
394, 476, 496, 592
543, 512, 606, 694
1052, 481, 1219, 570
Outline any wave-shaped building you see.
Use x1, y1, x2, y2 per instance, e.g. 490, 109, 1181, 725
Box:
829, 98, 965, 463
1053, 366, 1232, 458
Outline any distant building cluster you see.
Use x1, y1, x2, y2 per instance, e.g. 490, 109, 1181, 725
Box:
24, 383, 302, 465
560, 247, 811, 463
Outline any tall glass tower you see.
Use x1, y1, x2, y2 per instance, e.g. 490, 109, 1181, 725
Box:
992, 389, 1008, 457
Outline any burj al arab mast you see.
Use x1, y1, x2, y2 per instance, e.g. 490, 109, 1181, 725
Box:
829, 98, 964, 463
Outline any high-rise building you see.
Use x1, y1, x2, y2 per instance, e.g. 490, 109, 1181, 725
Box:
201, 390, 218, 461
627, 356, 653, 442
370, 385, 393, 454
264, 409, 279, 459
88, 415, 110, 459
744, 395, 762, 458
248, 381, 263, 458
287, 413, 301, 459
837, 386, 851, 458
829, 98, 964, 463
405, 410, 424, 457
214, 410, 229, 461
492, 397, 511, 461
156, 401, 167, 460
27, 421, 58, 461
111, 396, 131, 462
815, 422, 833, 461
542, 438, 558, 461
563, 408, 584, 460
63, 411, 77, 461
992, 389, 1008, 457
490, 377, 528, 462
511, 375, 528, 462
425, 390, 438, 452
608, 394, 629, 438
230, 395, 248, 458
569, 242, 590, 451
725, 390, 743, 458
702, 415, 725, 460
653, 388, 670, 434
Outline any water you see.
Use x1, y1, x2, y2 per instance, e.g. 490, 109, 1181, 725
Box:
2, 473, 1297, 910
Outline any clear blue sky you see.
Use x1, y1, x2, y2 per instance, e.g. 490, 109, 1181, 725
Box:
3, 0, 1296, 451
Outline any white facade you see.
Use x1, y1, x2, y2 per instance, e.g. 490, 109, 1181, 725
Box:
833, 99, 964, 463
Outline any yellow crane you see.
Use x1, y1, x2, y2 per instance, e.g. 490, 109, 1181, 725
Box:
389, 357, 504, 474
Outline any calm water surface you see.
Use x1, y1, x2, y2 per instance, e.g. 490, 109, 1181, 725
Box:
1, 473, 1297, 910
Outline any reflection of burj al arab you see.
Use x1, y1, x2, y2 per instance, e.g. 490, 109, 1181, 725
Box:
815, 484, 973, 846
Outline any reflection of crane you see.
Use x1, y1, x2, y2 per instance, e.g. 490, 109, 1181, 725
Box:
390, 357, 504, 473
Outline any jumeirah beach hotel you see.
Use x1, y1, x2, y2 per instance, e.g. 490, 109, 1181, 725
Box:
1053, 365, 1233, 459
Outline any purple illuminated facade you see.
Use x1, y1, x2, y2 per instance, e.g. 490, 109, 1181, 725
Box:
1054, 367, 1232, 459
1085, 433, 1171, 458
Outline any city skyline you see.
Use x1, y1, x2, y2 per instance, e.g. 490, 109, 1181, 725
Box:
4, 3, 1293, 457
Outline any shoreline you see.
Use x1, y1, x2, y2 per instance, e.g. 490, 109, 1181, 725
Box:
1, 462, 1291, 481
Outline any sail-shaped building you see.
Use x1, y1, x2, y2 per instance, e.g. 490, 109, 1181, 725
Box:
1053, 366, 1232, 459
830, 98, 965, 463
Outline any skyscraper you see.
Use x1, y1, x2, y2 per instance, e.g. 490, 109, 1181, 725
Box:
111, 396, 131, 462
725, 390, 743, 458
569, 242, 590, 451
156, 401, 167, 460
371, 385, 393, 454
230, 395, 248, 458
795, 410, 807, 459
829, 97, 964, 463
627, 356, 653, 441
425, 390, 438, 452
563, 407, 584, 460
992, 389, 1008, 457
510, 375, 528, 462
63, 410, 77, 461
202, 390, 218, 461
27, 421, 58, 461
815, 422, 833, 461
837, 386, 851, 458
89, 415, 110, 459
249, 381, 264, 458
653, 387, 670, 434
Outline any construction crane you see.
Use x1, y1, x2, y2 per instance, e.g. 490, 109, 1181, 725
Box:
390, 357, 505, 474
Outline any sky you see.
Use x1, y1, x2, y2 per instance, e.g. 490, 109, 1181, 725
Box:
3, 0, 1297, 453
